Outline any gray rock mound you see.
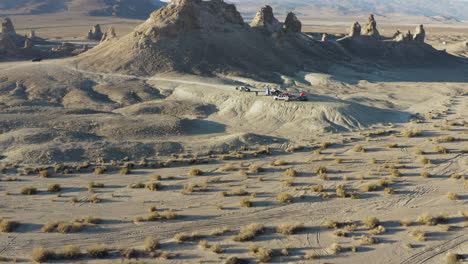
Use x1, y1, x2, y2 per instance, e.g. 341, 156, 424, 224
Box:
86, 24, 103, 41
101, 26, 117, 42
1, 17, 15, 35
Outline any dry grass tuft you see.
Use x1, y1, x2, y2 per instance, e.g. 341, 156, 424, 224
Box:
446, 192, 459, 200
277, 192, 293, 203
0, 220, 19, 232
363, 216, 380, 229
360, 235, 378, 245
47, 183, 61, 192
144, 236, 159, 251
336, 184, 348, 198
174, 232, 203, 243
402, 128, 422, 137
417, 157, 431, 165
328, 243, 342, 254
446, 252, 462, 264
361, 183, 377, 192
304, 250, 319, 259
410, 229, 426, 241
386, 143, 399, 148
311, 184, 324, 192
435, 146, 450, 154
274, 159, 287, 166
285, 168, 298, 177
421, 171, 432, 178
353, 144, 365, 153
240, 198, 252, 208
87, 244, 109, 258
252, 247, 273, 263
315, 166, 327, 175
232, 223, 264, 241
322, 220, 338, 229
248, 164, 263, 173
189, 168, 204, 176
61, 245, 81, 259
276, 223, 304, 235
400, 219, 412, 227
31, 247, 56, 262
219, 163, 235, 172
20, 186, 38, 195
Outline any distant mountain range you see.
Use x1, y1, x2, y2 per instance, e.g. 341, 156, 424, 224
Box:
0, 0, 467, 22
228, 0, 468, 21
0, 0, 167, 19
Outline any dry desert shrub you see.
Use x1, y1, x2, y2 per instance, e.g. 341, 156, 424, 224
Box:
410, 229, 426, 241
47, 183, 61, 192
363, 216, 380, 229
417, 157, 431, 165
89, 195, 101, 203
120, 167, 130, 175
304, 250, 318, 259
386, 143, 399, 148
276, 222, 304, 235
248, 164, 263, 173
31, 247, 56, 262
277, 192, 293, 203
61, 245, 81, 259
315, 166, 327, 175
450, 173, 463, 179
159, 210, 177, 219
402, 128, 422, 137
219, 163, 235, 172
328, 243, 342, 254
274, 159, 287, 166
285, 168, 298, 177
446, 252, 462, 264
385, 187, 395, 194
322, 220, 338, 229
39, 170, 50, 178
143, 236, 159, 252
189, 168, 204, 176
360, 235, 378, 245
333, 229, 348, 237
88, 182, 104, 188
210, 226, 231, 236
122, 248, 139, 259
369, 225, 386, 235
232, 223, 264, 242
417, 213, 448, 226
87, 244, 109, 258
353, 144, 365, 153
174, 232, 202, 243
145, 182, 161, 191
446, 192, 459, 200
421, 171, 432, 178
253, 247, 273, 263
240, 198, 252, 208
390, 168, 401, 177
20, 186, 38, 195
0, 220, 19, 232
56, 222, 83, 233
336, 184, 347, 198
400, 219, 412, 227
94, 167, 106, 175
312, 184, 324, 192
435, 146, 450, 154
361, 183, 377, 192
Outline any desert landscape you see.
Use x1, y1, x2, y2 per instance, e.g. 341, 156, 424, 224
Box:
0, 0, 467, 263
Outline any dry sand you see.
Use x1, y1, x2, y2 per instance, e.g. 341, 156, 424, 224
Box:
0, 5, 467, 264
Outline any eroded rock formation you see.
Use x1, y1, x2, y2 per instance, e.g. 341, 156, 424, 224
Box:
284, 12, 301, 33
349, 22, 361, 37
362, 14, 380, 37
101, 26, 117, 42
250, 5, 281, 33
413, 24, 425, 43
1, 17, 16, 35
86, 24, 103, 41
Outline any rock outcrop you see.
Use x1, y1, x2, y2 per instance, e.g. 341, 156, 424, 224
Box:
321, 33, 328, 41
0, 34, 16, 53
1, 17, 16, 35
28, 30, 36, 39
361, 14, 380, 37
413, 24, 425, 42
86, 24, 103, 41
101, 26, 117, 42
284, 12, 301, 33
250, 5, 281, 33
349, 22, 361, 37
24, 38, 33, 49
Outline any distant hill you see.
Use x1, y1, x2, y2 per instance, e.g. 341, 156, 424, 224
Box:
0, 0, 167, 19
228, 0, 468, 21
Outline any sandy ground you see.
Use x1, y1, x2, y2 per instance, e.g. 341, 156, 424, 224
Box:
0, 12, 467, 264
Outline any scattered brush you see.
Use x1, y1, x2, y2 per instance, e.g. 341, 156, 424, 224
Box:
31, 247, 56, 262
145, 182, 161, 191
189, 168, 204, 176
20, 186, 38, 195
336, 184, 348, 198
122, 248, 139, 259
410, 229, 426, 241
210, 226, 231, 236
386, 143, 399, 148
353, 144, 365, 153
60, 245, 81, 259
87, 244, 109, 258
421, 171, 432, 178
47, 183, 61, 192
390, 168, 401, 177
362, 216, 380, 229
360, 235, 378, 245
248, 164, 263, 173
89, 195, 101, 203
274, 159, 287, 166
240, 198, 252, 208
219, 163, 235, 172
322, 220, 338, 229
315, 166, 327, 175
304, 250, 319, 260
277, 192, 293, 203
361, 183, 377, 192
232, 188, 248, 196
173, 232, 203, 243
385, 187, 395, 194
94, 167, 106, 175
0, 220, 19, 232
435, 146, 450, 154
276, 223, 304, 235
120, 167, 130, 175
88, 182, 104, 188
159, 210, 178, 220
311, 184, 324, 192
400, 219, 412, 227
253, 247, 273, 263
447, 192, 459, 200
328, 243, 342, 254
232, 223, 264, 242
369, 225, 386, 235
284, 168, 298, 177
39, 170, 50, 178
446, 252, 462, 264
402, 128, 422, 137
450, 173, 462, 179
333, 229, 348, 237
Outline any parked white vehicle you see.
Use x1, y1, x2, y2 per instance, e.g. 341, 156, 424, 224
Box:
235, 86, 251, 92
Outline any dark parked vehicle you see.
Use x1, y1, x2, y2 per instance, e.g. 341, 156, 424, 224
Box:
31, 58, 42, 62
